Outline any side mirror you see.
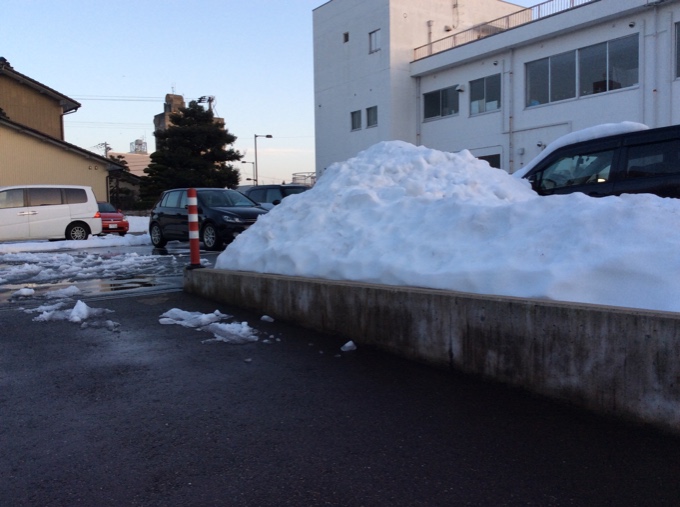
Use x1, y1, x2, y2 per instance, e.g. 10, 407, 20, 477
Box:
272, 199, 281, 206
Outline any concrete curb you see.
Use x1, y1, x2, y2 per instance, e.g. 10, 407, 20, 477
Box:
184, 268, 680, 434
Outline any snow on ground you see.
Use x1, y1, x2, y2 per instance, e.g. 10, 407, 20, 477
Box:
0, 216, 151, 254
0, 217, 194, 287
215, 123, 680, 313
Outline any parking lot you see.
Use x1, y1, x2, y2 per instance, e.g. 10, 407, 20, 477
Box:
2, 278, 680, 506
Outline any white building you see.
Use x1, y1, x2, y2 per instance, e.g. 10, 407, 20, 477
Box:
313, 0, 680, 174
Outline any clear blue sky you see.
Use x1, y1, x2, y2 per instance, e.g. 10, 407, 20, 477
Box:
2, 0, 538, 184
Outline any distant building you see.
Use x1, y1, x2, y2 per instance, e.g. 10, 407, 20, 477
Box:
0, 58, 124, 200
313, 0, 680, 174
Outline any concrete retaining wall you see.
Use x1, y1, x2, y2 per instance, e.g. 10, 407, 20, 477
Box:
184, 268, 680, 434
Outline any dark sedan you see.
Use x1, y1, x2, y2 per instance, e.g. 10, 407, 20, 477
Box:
149, 188, 267, 251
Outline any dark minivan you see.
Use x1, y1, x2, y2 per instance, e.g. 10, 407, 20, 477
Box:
523, 125, 680, 198
149, 188, 267, 250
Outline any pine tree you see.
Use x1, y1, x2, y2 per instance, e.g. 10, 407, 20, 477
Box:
141, 100, 241, 203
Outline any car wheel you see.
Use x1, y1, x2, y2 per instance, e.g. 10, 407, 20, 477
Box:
150, 223, 167, 247
118, 232, 127, 237
201, 223, 223, 251
66, 222, 90, 241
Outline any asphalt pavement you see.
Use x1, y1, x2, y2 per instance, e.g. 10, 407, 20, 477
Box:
1, 283, 680, 506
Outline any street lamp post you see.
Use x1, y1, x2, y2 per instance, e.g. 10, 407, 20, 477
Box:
241, 161, 255, 184
254, 134, 273, 186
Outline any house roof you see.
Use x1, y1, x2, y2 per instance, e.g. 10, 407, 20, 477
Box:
0, 57, 81, 114
0, 116, 126, 172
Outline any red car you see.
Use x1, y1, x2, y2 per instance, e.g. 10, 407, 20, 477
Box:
97, 202, 129, 236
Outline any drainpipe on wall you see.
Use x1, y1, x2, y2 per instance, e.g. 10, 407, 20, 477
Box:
507, 50, 515, 173
415, 76, 422, 146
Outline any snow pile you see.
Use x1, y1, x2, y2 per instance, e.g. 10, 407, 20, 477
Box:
216, 129, 680, 312
159, 308, 258, 344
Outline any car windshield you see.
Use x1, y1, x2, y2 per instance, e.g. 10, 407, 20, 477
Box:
199, 189, 256, 208
98, 202, 117, 213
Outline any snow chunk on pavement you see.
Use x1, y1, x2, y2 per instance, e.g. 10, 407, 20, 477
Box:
203, 322, 258, 344
159, 308, 233, 327
12, 288, 35, 298
158, 308, 257, 344
45, 285, 82, 299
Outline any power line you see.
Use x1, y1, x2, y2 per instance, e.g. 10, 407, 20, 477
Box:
71, 95, 163, 102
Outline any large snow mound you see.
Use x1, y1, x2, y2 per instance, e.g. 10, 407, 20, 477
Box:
215, 138, 680, 312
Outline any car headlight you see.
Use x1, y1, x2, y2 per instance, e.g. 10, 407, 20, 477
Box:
222, 215, 244, 224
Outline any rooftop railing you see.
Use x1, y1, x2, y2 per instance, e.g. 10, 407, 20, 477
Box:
413, 0, 599, 61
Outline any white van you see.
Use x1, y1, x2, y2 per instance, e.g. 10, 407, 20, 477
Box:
0, 185, 103, 241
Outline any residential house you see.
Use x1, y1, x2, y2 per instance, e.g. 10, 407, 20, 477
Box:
0, 58, 125, 200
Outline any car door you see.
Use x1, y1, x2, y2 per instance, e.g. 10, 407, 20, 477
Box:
157, 190, 187, 239
0, 188, 29, 241
27, 187, 70, 239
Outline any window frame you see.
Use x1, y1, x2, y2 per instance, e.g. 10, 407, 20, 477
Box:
369, 29, 381, 54
470, 74, 501, 116
366, 106, 378, 128
424, 85, 460, 120
350, 110, 362, 131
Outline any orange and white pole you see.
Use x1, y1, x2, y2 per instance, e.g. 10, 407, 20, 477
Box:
187, 188, 202, 269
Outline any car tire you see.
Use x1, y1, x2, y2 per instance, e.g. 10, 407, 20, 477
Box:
66, 222, 90, 241
201, 223, 223, 251
150, 223, 167, 248
118, 232, 127, 237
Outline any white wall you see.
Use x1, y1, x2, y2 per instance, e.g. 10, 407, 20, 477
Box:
414, 0, 680, 172
313, 0, 527, 174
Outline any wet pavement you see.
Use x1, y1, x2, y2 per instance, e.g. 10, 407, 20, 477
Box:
0, 243, 220, 305
1, 242, 680, 505
1, 289, 680, 506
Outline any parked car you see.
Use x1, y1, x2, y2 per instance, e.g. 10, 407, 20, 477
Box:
241, 184, 309, 210
0, 185, 102, 242
149, 188, 268, 251
97, 202, 129, 236
522, 124, 680, 198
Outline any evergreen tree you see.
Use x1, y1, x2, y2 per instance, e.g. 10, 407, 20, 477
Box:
108, 155, 134, 210
141, 101, 241, 202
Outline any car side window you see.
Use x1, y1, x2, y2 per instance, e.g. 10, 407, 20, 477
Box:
28, 187, 63, 206
530, 149, 615, 191
0, 189, 25, 209
162, 191, 182, 208
265, 189, 284, 202
248, 189, 265, 202
64, 188, 87, 204
178, 191, 187, 209
623, 139, 680, 179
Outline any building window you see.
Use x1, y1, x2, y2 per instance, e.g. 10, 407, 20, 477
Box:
526, 51, 576, 106
478, 154, 501, 169
470, 74, 501, 115
369, 29, 381, 53
351, 110, 361, 131
423, 85, 460, 120
526, 34, 638, 106
366, 106, 378, 127
343, 32, 349, 43
580, 34, 638, 96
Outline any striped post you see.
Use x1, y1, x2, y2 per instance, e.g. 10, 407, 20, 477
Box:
187, 188, 203, 269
